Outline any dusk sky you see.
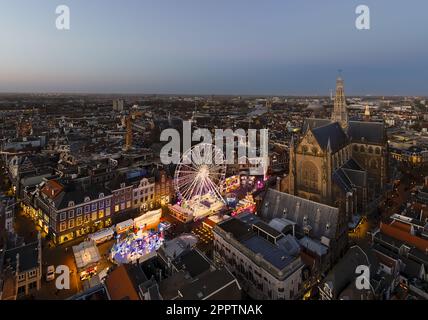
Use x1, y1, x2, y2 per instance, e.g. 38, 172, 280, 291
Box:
1, 0, 428, 95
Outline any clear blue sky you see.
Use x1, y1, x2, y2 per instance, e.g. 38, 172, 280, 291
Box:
1, 0, 427, 95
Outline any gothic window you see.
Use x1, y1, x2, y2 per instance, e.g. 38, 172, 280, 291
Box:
375, 147, 381, 155
370, 159, 378, 169
368, 146, 373, 154
301, 161, 319, 191
360, 145, 365, 153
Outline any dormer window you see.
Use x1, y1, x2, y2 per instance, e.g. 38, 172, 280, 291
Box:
99, 193, 104, 199
84, 196, 90, 202
283, 208, 288, 216
68, 201, 75, 207
120, 183, 126, 189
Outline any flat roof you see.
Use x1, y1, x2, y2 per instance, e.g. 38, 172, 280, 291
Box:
253, 221, 283, 238
172, 250, 211, 278
218, 218, 253, 241
241, 235, 294, 270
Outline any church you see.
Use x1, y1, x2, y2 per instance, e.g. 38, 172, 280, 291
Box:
288, 77, 388, 219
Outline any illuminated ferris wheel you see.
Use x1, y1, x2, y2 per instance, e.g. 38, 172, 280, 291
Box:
174, 143, 226, 203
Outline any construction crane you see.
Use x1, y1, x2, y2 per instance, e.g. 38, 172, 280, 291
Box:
125, 111, 144, 151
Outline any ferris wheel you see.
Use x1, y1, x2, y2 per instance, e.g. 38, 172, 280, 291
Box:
174, 143, 226, 203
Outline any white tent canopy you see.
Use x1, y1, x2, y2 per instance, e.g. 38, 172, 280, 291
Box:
72, 240, 101, 270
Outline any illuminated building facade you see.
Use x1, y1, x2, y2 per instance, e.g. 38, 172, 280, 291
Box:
289, 77, 388, 216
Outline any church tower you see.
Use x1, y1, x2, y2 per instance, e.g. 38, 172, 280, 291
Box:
288, 135, 296, 195
364, 105, 371, 122
331, 77, 348, 128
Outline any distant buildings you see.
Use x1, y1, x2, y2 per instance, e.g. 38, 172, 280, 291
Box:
112, 99, 124, 112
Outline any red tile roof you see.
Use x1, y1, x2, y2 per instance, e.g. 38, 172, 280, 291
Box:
380, 222, 428, 252
41, 180, 63, 199
105, 265, 140, 300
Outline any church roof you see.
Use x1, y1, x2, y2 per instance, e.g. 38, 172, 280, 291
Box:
342, 169, 367, 188
333, 167, 367, 194
302, 118, 332, 132
333, 169, 353, 193
259, 189, 340, 241
347, 121, 386, 145
311, 122, 348, 153
342, 158, 364, 171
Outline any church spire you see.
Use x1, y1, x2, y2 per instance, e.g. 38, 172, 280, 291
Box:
364, 104, 371, 122
331, 76, 348, 128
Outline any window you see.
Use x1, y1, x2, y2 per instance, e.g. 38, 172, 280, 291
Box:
91, 203, 97, 211
106, 207, 111, 216
84, 205, 90, 214
375, 147, 381, 155
98, 210, 104, 219
76, 207, 82, 216
68, 201, 75, 207
91, 212, 97, 221
76, 216, 82, 226
99, 193, 104, 198
106, 199, 111, 206
18, 274, 26, 281
17, 286, 25, 295
60, 212, 66, 221
68, 210, 74, 219
114, 205, 120, 213
68, 219, 75, 229
60, 222, 67, 232
301, 161, 318, 191
29, 281, 37, 290
99, 201, 104, 209
360, 145, 365, 153
84, 196, 91, 202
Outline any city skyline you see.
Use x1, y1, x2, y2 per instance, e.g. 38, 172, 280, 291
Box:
1, 0, 428, 96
